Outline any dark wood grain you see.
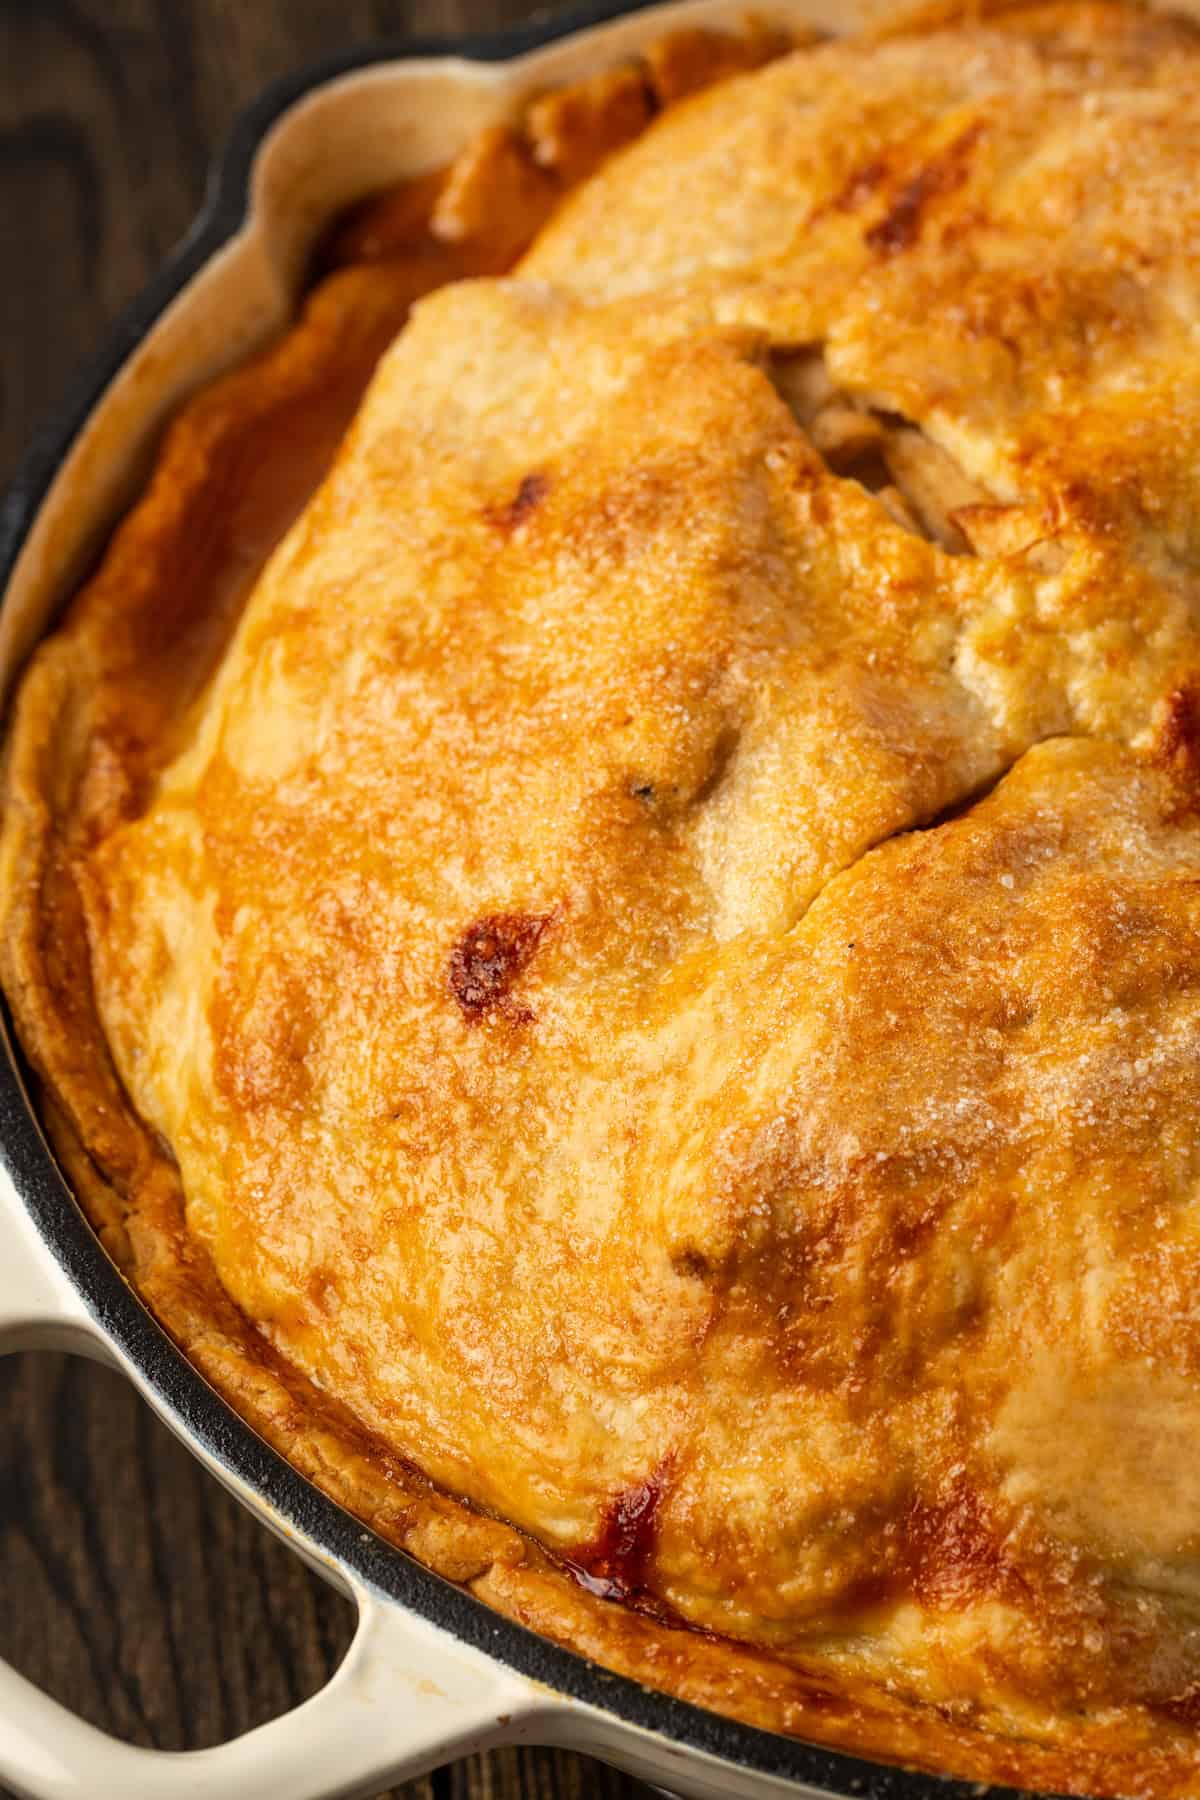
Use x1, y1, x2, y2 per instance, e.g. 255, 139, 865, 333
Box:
0, 5, 658, 1795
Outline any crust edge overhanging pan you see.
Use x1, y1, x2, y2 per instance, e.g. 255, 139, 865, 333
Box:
2, 3, 1187, 1795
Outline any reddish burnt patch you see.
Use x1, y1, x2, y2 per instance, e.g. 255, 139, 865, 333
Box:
865, 123, 984, 257
486, 470, 550, 532
448, 911, 549, 1021
884, 1202, 941, 1266
903, 1479, 1015, 1610
671, 1246, 713, 1281
839, 1477, 1019, 1614
1153, 680, 1200, 816
567, 1465, 671, 1602
832, 154, 889, 213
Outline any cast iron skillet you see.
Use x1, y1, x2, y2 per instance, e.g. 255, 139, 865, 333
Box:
0, 8, 1058, 1796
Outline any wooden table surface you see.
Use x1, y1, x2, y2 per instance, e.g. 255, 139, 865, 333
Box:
0, 5, 658, 1796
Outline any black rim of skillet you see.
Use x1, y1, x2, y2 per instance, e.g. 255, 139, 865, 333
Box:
0, 8, 1068, 1797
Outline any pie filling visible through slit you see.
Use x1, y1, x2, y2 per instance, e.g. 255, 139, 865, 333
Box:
7, 5, 1200, 1793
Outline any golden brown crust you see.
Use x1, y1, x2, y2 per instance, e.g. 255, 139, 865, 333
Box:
8, 7, 1200, 1795
322, 18, 799, 272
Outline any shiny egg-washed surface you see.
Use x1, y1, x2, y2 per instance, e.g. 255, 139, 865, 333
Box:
8, 5, 1200, 1792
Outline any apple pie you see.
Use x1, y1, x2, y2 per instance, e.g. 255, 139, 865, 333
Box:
6, 3, 1200, 1791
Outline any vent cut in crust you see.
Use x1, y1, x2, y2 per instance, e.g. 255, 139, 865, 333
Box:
6, 5, 1200, 1793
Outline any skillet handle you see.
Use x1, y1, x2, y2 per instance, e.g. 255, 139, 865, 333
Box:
0, 1586, 544, 1800
0, 1173, 547, 1800
0, 1163, 100, 1355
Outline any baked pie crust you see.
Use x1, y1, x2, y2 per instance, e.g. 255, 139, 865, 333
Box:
6, 5, 1200, 1791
